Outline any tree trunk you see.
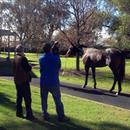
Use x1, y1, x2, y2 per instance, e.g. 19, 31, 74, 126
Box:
76, 52, 80, 71
7, 36, 10, 60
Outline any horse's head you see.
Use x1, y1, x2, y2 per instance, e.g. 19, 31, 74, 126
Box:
66, 44, 84, 57
51, 41, 59, 55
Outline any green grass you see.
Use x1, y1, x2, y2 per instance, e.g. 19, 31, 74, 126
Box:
0, 78, 130, 130
1, 52, 130, 93
29, 53, 130, 93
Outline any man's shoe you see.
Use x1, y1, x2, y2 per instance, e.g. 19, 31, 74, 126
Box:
16, 113, 24, 118
43, 115, 49, 121
58, 116, 70, 122
43, 112, 49, 121
43, 113, 49, 121
26, 115, 36, 121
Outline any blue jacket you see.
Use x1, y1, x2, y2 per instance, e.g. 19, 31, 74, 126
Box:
39, 52, 61, 87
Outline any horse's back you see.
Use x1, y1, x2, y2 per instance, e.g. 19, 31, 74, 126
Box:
105, 48, 122, 62
105, 48, 122, 55
82, 48, 106, 66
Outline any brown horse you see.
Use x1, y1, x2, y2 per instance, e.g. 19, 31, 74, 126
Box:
66, 45, 125, 95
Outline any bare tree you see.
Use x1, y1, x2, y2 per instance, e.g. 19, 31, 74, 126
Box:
58, 0, 98, 71
1, 0, 106, 62
1, 0, 41, 47
39, 0, 69, 43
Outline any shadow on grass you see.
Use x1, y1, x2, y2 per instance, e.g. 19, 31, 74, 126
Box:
31, 114, 89, 130
0, 93, 88, 130
0, 58, 38, 78
0, 127, 7, 130
0, 92, 130, 130
0, 60, 13, 76
3, 113, 130, 130
0, 92, 15, 111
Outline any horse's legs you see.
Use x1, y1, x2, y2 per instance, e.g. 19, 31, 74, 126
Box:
116, 79, 122, 95
109, 67, 117, 92
110, 66, 122, 96
91, 67, 96, 89
82, 66, 89, 88
110, 78, 117, 92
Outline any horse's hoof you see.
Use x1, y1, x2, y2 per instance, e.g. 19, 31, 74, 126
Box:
109, 89, 113, 93
82, 85, 86, 88
116, 91, 121, 96
94, 83, 97, 89
115, 92, 119, 96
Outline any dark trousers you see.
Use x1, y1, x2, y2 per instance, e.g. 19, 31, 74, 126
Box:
40, 85, 65, 119
16, 82, 33, 117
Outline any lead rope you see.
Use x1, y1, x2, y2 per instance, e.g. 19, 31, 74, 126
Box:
62, 55, 67, 76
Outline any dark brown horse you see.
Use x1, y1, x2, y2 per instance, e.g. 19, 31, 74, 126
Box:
66, 45, 125, 95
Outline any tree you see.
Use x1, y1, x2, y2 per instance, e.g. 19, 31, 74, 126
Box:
1, 0, 41, 47
101, 0, 130, 49
58, 0, 102, 71
40, 0, 69, 43
0, 0, 69, 50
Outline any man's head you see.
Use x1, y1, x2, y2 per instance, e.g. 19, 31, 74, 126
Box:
43, 43, 51, 53
15, 44, 23, 53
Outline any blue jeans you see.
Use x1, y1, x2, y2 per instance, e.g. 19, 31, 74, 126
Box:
40, 85, 64, 119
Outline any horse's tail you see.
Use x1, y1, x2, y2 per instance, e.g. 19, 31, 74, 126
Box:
119, 53, 125, 81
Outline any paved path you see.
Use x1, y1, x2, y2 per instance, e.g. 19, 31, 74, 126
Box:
1, 76, 130, 110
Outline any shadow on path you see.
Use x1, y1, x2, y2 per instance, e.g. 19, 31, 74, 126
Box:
61, 82, 130, 97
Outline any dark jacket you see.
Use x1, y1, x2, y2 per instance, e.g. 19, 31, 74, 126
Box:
13, 53, 32, 85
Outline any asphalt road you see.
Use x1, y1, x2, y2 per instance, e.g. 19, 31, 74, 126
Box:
1, 76, 130, 110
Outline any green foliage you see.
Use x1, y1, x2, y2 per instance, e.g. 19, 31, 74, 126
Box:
110, 0, 130, 14
106, 0, 130, 49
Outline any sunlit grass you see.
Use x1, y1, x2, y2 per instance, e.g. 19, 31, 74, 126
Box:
1, 52, 130, 93
0, 78, 130, 130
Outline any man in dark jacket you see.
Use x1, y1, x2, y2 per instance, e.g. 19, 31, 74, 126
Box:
13, 44, 34, 120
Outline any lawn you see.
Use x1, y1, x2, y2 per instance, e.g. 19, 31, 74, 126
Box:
0, 78, 130, 130
26, 53, 130, 94
1, 52, 130, 93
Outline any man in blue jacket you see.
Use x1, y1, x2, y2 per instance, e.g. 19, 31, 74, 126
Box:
39, 43, 67, 121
